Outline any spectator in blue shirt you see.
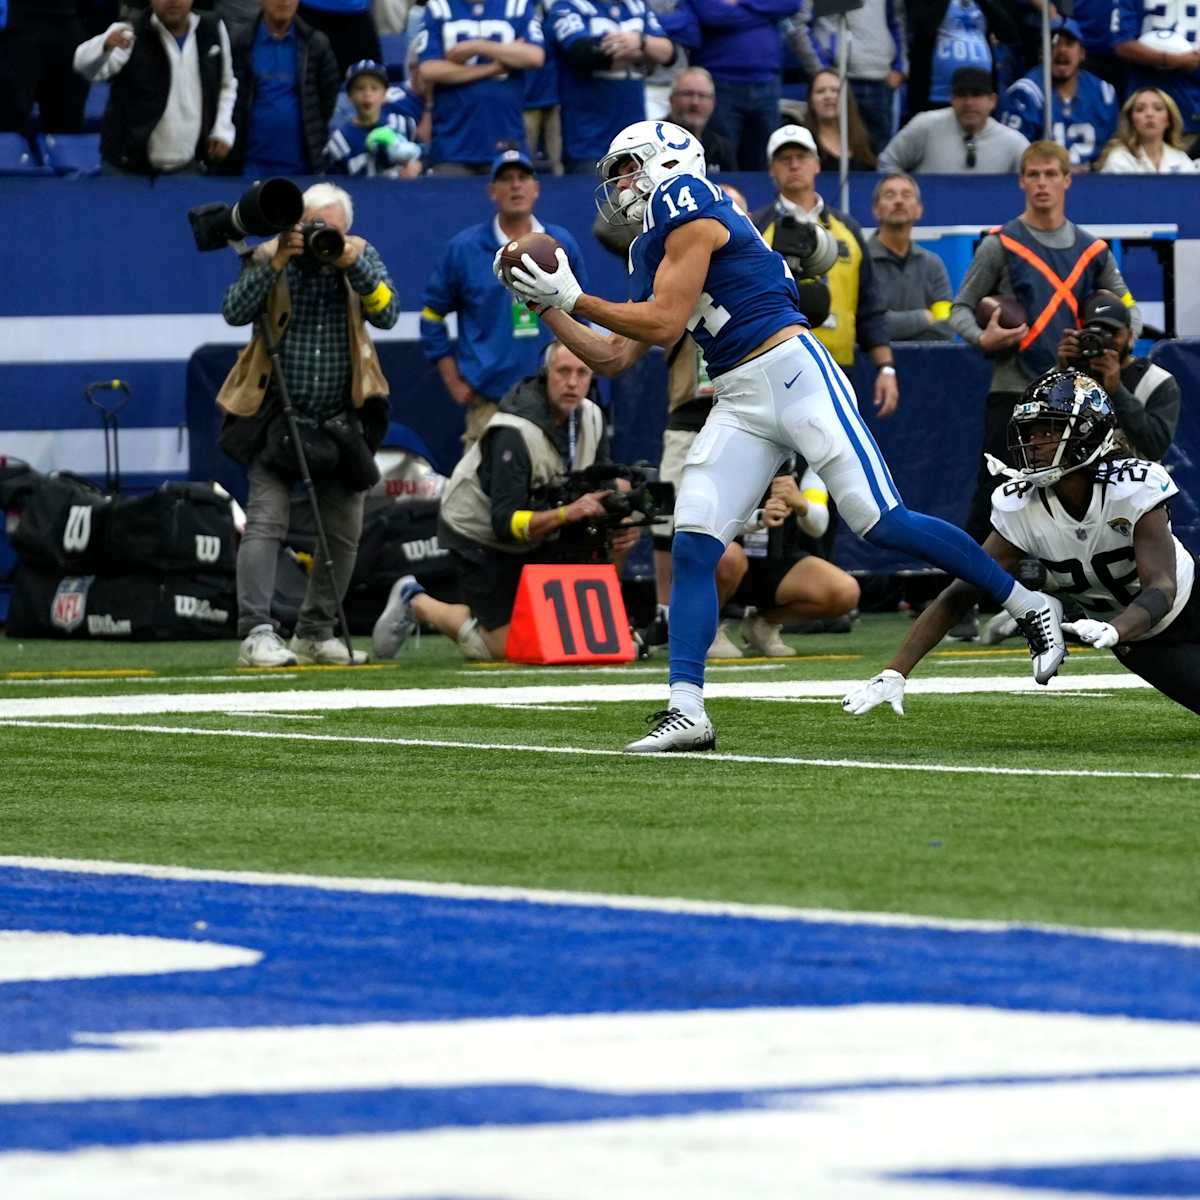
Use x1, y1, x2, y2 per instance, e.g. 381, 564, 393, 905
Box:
1115, 0, 1200, 133
546, 0, 675, 173
296, 0, 382, 72
420, 148, 588, 445
228, 0, 339, 176
419, 0, 545, 174
1002, 19, 1118, 168
688, 0, 801, 171
324, 58, 423, 175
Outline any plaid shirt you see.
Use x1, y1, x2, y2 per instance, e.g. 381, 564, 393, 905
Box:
222, 243, 398, 420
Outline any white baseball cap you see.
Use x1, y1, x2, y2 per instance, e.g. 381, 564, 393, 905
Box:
767, 124, 818, 161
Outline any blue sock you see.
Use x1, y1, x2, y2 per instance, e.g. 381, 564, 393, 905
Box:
668, 531, 725, 688
866, 506, 1015, 605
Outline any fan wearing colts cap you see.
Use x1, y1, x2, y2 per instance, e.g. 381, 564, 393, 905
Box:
947, 139, 1143, 642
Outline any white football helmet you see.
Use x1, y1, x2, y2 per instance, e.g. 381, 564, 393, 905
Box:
595, 120, 707, 226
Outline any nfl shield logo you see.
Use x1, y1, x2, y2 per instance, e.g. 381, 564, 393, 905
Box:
51, 576, 93, 634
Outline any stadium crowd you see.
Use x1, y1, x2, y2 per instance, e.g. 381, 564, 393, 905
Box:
0, 0, 1198, 177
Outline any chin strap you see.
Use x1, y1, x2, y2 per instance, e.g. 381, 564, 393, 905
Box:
985, 453, 1021, 480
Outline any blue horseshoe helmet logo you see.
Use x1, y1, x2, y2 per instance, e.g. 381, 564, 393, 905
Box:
656, 122, 692, 151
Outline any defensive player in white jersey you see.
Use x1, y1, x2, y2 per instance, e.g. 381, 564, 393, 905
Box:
501, 119, 1067, 752
844, 369, 1200, 717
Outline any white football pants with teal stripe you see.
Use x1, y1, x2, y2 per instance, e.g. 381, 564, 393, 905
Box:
674, 331, 901, 544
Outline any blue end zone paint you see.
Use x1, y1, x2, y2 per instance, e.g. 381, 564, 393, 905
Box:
897, 1159, 1200, 1196
1, 864, 1199, 1170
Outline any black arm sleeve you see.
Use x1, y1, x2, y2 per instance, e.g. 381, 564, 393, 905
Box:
560, 37, 615, 72
478, 427, 535, 543
1111, 374, 1181, 462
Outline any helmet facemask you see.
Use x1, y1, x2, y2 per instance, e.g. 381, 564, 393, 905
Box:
1008, 373, 1117, 487
595, 145, 657, 226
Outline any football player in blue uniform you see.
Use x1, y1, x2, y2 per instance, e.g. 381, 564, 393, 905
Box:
843, 370, 1200, 718
503, 120, 1068, 752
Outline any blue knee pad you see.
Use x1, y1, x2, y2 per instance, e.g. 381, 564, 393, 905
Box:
669, 531, 725, 687
866, 506, 1014, 604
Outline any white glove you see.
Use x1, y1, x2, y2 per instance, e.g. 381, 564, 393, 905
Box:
491, 245, 506, 284
508, 247, 583, 313
1062, 619, 1119, 649
842, 669, 906, 717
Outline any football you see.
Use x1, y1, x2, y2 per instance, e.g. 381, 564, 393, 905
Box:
975, 294, 1028, 330
498, 231, 563, 285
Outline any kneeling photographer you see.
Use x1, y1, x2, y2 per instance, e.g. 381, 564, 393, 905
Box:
1057, 290, 1180, 461
372, 342, 641, 662
218, 181, 398, 667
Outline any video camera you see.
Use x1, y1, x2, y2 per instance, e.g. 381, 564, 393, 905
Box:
531, 463, 674, 561
186, 178, 345, 263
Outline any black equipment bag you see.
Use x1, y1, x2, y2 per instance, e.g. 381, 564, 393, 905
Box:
7, 567, 236, 640
2, 472, 111, 573
106, 482, 238, 576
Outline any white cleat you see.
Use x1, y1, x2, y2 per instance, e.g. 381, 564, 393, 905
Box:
742, 615, 795, 657
288, 634, 368, 666
980, 610, 1019, 645
624, 708, 717, 754
237, 624, 298, 668
1016, 593, 1066, 685
706, 623, 743, 659
372, 575, 420, 659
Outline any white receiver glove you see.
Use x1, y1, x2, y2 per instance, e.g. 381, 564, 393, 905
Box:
508, 247, 583, 313
491, 245, 506, 284
1062, 619, 1120, 649
842, 669, 906, 716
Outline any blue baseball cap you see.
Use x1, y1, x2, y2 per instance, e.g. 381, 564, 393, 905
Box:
345, 59, 388, 87
491, 147, 535, 179
1052, 17, 1085, 42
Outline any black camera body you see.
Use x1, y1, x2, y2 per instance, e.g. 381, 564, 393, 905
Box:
301, 219, 345, 266
1074, 323, 1117, 361
531, 463, 674, 562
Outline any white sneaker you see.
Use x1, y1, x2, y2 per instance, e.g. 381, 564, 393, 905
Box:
1016, 593, 1066, 685
289, 634, 368, 666
237, 624, 297, 667
625, 708, 716, 753
742, 615, 795, 657
980, 611, 1019, 645
372, 575, 419, 659
706, 623, 743, 659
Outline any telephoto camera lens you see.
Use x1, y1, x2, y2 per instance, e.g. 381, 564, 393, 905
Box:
1075, 327, 1114, 360
302, 219, 345, 265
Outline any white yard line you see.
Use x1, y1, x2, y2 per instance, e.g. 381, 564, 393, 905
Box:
0, 673, 1150, 720
2, 855, 1198, 948
1, 718, 1194, 785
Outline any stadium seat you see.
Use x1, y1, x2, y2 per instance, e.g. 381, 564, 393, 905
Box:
0, 133, 52, 176
83, 82, 110, 133
381, 32, 408, 80
43, 133, 103, 177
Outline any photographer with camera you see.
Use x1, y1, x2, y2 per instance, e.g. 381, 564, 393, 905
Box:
219, 180, 398, 667
1057, 291, 1180, 462
371, 342, 640, 662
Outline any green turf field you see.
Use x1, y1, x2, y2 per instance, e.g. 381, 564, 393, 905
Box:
2, 613, 1196, 935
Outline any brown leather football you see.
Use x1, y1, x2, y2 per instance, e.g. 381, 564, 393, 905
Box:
975, 294, 1028, 329
498, 231, 562, 284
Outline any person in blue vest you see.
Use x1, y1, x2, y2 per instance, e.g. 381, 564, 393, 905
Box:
1001, 18, 1118, 169
418, 0, 545, 174
323, 58, 422, 175
545, 0, 676, 173
420, 147, 588, 444
947, 138, 1141, 637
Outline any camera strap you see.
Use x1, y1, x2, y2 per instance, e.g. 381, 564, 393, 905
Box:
566, 410, 577, 471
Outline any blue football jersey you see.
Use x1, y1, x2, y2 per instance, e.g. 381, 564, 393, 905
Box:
930, 0, 993, 105
420, 0, 544, 165
324, 89, 424, 176
547, 0, 667, 162
630, 174, 805, 378
1002, 69, 1117, 165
